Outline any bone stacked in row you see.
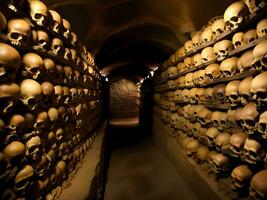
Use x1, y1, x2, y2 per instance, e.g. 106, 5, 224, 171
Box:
160, 0, 266, 70
154, 1, 267, 199
0, 1, 102, 200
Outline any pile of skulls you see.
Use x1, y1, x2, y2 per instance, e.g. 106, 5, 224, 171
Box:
0, 1, 102, 199
160, 0, 267, 69
0, 0, 96, 67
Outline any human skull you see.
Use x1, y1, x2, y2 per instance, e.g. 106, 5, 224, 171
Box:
192, 31, 202, 48
70, 49, 77, 63
184, 40, 193, 53
48, 107, 58, 126
201, 26, 213, 44
252, 40, 267, 70
55, 128, 64, 143
54, 85, 63, 105
167, 80, 175, 89
211, 153, 229, 174
7, 18, 31, 46
28, 0, 49, 26
33, 111, 48, 133
0, 83, 20, 114
214, 132, 231, 154
62, 19, 72, 40
201, 47, 216, 63
40, 82, 54, 106
244, 29, 258, 44
196, 145, 209, 164
231, 165, 253, 191
177, 62, 186, 73
176, 47, 186, 59
226, 80, 241, 106
167, 66, 177, 78
238, 76, 253, 105
14, 165, 34, 195
33, 30, 49, 51
205, 87, 214, 102
258, 111, 267, 139
63, 66, 74, 85
205, 63, 221, 81
64, 48, 72, 61
232, 32, 246, 49
184, 57, 192, 70
71, 32, 78, 47
25, 136, 42, 161
241, 102, 259, 135
257, 18, 267, 38
220, 57, 239, 77
212, 84, 226, 103
186, 139, 200, 157
206, 127, 219, 147
55, 64, 64, 83
193, 53, 203, 67
43, 58, 56, 79
224, 1, 249, 30
229, 131, 247, 157
70, 87, 78, 102
243, 138, 266, 164
49, 10, 62, 34
195, 88, 206, 103
211, 111, 227, 131
6, 114, 25, 140
211, 17, 227, 37
234, 107, 244, 126
0, 43, 21, 83
1, 141, 25, 182
239, 50, 254, 72
213, 40, 233, 61
181, 89, 190, 102
185, 73, 193, 86
250, 72, 267, 111
20, 79, 42, 111
22, 53, 44, 80
198, 69, 208, 85
51, 38, 64, 57
250, 170, 267, 200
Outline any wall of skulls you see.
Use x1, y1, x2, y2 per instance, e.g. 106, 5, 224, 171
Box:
0, 1, 102, 200
154, 1, 267, 200
110, 78, 139, 119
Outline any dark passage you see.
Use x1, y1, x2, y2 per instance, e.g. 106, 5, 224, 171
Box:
103, 126, 198, 200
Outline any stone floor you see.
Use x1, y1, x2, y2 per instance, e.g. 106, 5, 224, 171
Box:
104, 138, 199, 200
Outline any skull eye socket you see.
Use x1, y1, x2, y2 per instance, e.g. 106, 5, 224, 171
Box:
234, 41, 241, 47
259, 123, 266, 132
30, 67, 39, 73
250, 151, 258, 159
249, 38, 256, 43
28, 98, 36, 105
10, 32, 20, 39
230, 94, 238, 100
245, 120, 255, 127
261, 57, 267, 67
34, 13, 43, 19
223, 71, 231, 77
242, 94, 250, 101
256, 91, 267, 99
231, 16, 239, 23
217, 29, 223, 34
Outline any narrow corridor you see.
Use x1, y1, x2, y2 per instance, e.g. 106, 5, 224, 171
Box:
104, 134, 198, 200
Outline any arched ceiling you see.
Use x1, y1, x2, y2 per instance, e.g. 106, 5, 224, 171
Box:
45, 0, 232, 78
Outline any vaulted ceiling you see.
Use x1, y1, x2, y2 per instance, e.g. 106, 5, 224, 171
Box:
45, 0, 232, 78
